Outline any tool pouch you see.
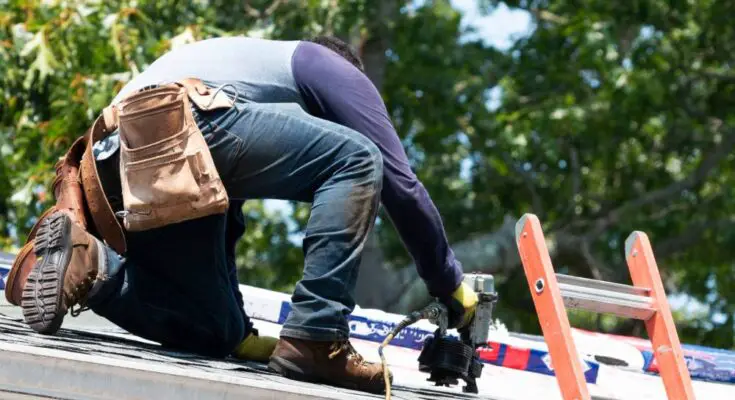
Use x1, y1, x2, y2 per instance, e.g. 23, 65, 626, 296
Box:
116, 81, 230, 231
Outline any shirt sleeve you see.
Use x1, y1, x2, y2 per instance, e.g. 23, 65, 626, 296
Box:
292, 41, 463, 298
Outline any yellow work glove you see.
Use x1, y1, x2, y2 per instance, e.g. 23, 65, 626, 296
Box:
232, 331, 278, 363
442, 281, 479, 330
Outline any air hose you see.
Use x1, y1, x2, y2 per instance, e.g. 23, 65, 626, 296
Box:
378, 302, 448, 400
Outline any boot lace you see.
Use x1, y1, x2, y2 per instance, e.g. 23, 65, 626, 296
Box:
328, 340, 368, 365
70, 304, 90, 317
69, 275, 94, 317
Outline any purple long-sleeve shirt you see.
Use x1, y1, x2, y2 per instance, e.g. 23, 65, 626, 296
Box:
292, 43, 463, 298
102, 37, 463, 298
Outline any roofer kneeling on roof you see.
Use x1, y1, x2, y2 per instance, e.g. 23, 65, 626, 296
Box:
6, 36, 479, 394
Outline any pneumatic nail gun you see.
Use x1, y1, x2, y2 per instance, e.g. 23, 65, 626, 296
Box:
379, 273, 498, 397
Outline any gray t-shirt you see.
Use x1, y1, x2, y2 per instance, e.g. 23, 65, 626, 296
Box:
94, 37, 304, 160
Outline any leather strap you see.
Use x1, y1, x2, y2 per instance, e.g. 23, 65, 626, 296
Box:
103, 105, 118, 131
80, 112, 126, 255
176, 78, 234, 111
52, 135, 89, 231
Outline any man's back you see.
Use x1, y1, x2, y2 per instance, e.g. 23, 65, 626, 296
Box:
96, 36, 307, 160
112, 37, 304, 107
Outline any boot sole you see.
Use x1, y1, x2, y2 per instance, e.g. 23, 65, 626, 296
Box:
21, 212, 73, 335
268, 356, 386, 394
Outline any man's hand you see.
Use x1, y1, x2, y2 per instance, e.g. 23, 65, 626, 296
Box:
441, 281, 479, 330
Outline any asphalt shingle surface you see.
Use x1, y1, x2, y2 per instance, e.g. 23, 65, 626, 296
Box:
0, 314, 497, 400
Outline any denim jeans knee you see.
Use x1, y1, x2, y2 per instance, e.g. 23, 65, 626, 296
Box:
192, 101, 385, 341
87, 215, 249, 358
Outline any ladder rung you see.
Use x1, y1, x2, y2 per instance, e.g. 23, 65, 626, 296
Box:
557, 275, 656, 320
556, 274, 651, 297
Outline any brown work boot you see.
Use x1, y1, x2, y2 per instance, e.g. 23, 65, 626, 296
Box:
269, 337, 392, 394
21, 211, 101, 334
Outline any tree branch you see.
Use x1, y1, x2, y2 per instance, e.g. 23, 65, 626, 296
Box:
244, 0, 285, 19
701, 69, 735, 84
530, 9, 568, 25
644, 202, 690, 221
580, 240, 605, 280
501, 152, 543, 217
654, 217, 735, 258
553, 144, 582, 232
353, 228, 389, 309
265, 0, 285, 16
322, 0, 341, 35
591, 130, 735, 235
570, 146, 581, 205
374, 215, 520, 313
244, 2, 261, 18
358, 207, 731, 314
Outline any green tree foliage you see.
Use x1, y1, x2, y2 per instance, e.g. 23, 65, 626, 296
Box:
1, 0, 733, 349
474, 0, 735, 348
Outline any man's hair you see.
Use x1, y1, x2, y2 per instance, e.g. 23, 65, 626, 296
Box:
307, 35, 364, 72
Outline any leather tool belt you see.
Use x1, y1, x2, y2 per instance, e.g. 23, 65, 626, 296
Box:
116, 79, 231, 231
7, 78, 232, 305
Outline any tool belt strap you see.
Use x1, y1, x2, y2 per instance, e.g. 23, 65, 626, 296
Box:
80, 108, 126, 254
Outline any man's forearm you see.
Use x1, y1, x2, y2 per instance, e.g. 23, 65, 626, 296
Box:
380, 166, 464, 298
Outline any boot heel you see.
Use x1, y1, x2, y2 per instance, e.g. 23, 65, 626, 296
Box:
268, 357, 319, 383
33, 212, 69, 255
21, 213, 77, 334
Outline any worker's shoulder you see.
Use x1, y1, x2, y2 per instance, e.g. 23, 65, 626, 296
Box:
184, 36, 302, 53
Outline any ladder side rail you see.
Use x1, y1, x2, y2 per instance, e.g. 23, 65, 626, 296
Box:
516, 214, 592, 400
625, 232, 697, 400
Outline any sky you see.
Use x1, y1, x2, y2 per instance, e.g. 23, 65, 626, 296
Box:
450, 0, 532, 51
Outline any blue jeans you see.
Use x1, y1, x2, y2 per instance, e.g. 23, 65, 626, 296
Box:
89, 98, 383, 356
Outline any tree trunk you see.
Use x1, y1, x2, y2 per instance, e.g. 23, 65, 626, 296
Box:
373, 215, 522, 313
358, 0, 400, 89
351, 0, 400, 307
354, 226, 392, 308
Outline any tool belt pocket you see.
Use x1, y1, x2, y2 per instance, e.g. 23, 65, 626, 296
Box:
117, 83, 229, 231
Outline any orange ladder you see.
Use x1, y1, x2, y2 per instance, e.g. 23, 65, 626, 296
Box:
514, 213, 696, 400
